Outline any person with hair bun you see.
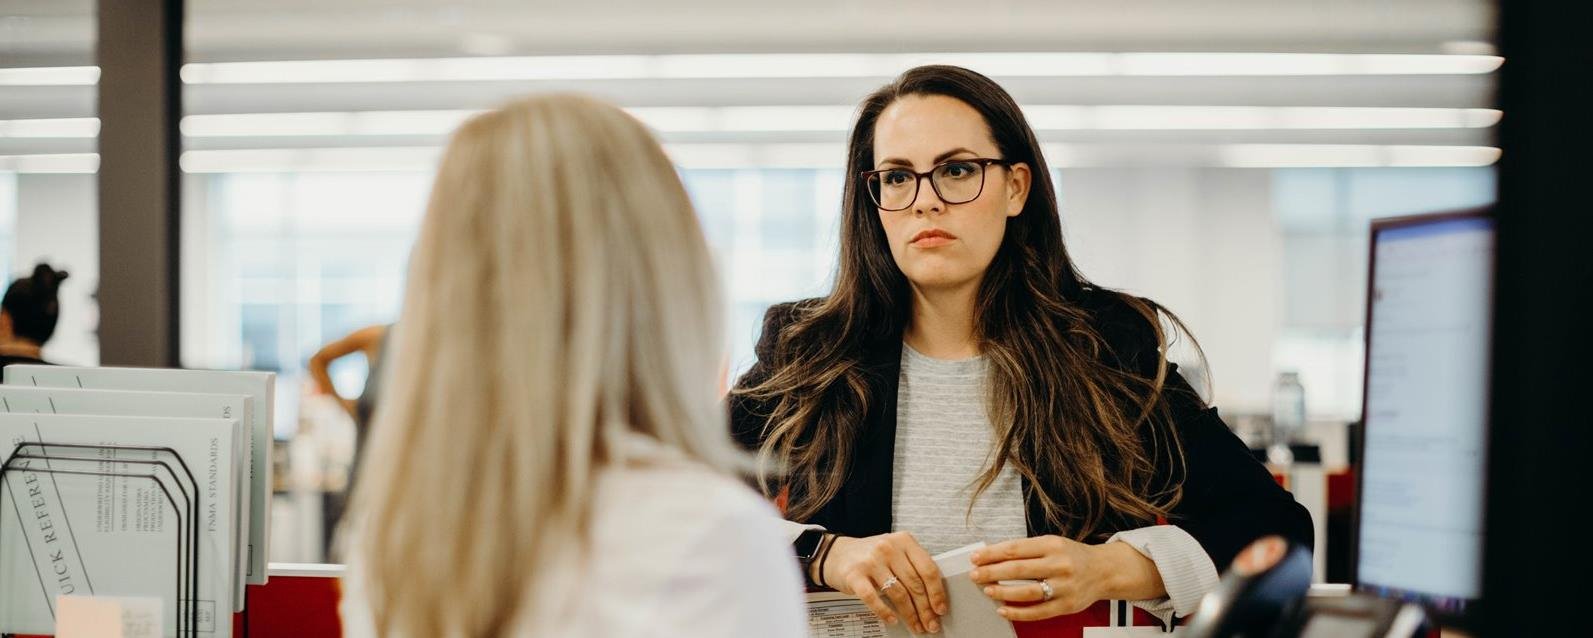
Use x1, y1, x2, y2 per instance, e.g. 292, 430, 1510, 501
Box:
0, 263, 69, 368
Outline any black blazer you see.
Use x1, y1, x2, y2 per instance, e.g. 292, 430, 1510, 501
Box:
729, 289, 1313, 573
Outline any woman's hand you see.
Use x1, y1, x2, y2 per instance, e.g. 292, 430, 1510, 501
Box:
969, 536, 1165, 622
823, 532, 949, 634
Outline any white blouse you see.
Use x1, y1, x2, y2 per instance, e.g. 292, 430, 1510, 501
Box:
341, 436, 807, 638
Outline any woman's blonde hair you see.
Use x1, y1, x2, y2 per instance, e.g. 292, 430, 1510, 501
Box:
346, 93, 734, 636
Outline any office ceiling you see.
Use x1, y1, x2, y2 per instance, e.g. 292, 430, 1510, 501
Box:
2, 0, 1494, 64
0, 0, 1499, 166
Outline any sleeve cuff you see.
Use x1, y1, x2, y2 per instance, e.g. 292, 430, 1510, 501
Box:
1106, 525, 1221, 624
781, 519, 825, 544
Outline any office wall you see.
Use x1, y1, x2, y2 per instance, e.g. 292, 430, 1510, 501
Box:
1061, 168, 1280, 414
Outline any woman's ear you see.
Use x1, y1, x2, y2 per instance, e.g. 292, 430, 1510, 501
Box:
1005, 162, 1031, 217
0, 311, 13, 340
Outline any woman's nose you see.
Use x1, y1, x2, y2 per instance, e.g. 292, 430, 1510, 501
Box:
911, 175, 943, 215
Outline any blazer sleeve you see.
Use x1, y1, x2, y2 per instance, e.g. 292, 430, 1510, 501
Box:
1160, 366, 1315, 573
1087, 290, 1314, 572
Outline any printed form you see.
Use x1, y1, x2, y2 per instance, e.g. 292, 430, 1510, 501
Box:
806, 542, 1017, 638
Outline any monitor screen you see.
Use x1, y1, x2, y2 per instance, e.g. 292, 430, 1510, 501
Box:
1356, 213, 1494, 615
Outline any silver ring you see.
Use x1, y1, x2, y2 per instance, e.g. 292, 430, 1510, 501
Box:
880, 577, 900, 593
1038, 580, 1054, 602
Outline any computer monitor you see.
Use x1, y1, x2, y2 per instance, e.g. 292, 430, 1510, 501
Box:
1353, 208, 1494, 623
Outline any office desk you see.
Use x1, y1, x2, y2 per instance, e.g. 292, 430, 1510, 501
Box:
12, 570, 1367, 637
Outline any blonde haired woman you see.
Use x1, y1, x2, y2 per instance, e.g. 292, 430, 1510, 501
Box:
339, 94, 806, 637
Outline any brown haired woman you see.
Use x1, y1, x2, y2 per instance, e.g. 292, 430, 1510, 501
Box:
730, 65, 1312, 634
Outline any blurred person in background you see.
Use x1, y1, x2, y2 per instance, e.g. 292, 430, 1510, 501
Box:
0, 263, 69, 369
309, 324, 390, 424
339, 94, 805, 637
309, 323, 391, 557
732, 65, 1312, 633
308, 323, 392, 483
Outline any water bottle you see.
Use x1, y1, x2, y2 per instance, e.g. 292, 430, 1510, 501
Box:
1268, 371, 1306, 466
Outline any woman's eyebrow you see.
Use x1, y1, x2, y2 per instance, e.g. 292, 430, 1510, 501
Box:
932, 147, 978, 164
876, 147, 979, 169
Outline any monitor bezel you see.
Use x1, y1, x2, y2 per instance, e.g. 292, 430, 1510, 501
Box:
1350, 206, 1494, 631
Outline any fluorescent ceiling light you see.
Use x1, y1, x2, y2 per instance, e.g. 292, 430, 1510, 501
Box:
0, 66, 99, 86
180, 111, 481, 137
0, 107, 1502, 149
1111, 53, 1501, 76
170, 143, 1496, 172
179, 144, 846, 173
1, 106, 1500, 141
1216, 144, 1500, 167
3, 53, 1505, 87
179, 147, 443, 173
630, 106, 860, 133
665, 143, 845, 169
184, 106, 1501, 137
0, 118, 101, 137
176, 52, 1503, 85
1026, 106, 1502, 130
0, 153, 100, 173
7, 143, 1496, 173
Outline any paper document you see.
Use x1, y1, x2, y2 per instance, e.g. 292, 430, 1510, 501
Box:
808, 591, 902, 638
5, 365, 274, 586
806, 542, 1017, 638
0, 386, 254, 610
0, 412, 240, 637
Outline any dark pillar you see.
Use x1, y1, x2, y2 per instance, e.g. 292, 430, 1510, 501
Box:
1484, 1, 1593, 634
96, 0, 183, 366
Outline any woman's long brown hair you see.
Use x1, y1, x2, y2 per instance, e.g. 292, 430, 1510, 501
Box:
735, 65, 1204, 541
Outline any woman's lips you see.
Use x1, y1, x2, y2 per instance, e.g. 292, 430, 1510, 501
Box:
911, 229, 957, 247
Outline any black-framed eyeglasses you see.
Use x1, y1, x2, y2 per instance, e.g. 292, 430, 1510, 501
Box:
860, 158, 1009, 211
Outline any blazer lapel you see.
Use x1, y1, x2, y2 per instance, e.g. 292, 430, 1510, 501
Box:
836, 336, 903, 537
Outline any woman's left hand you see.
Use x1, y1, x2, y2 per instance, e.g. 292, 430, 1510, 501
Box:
969, 536, 1162, 622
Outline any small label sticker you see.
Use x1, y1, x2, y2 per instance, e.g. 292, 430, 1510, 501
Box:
56, 595, 163, 638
